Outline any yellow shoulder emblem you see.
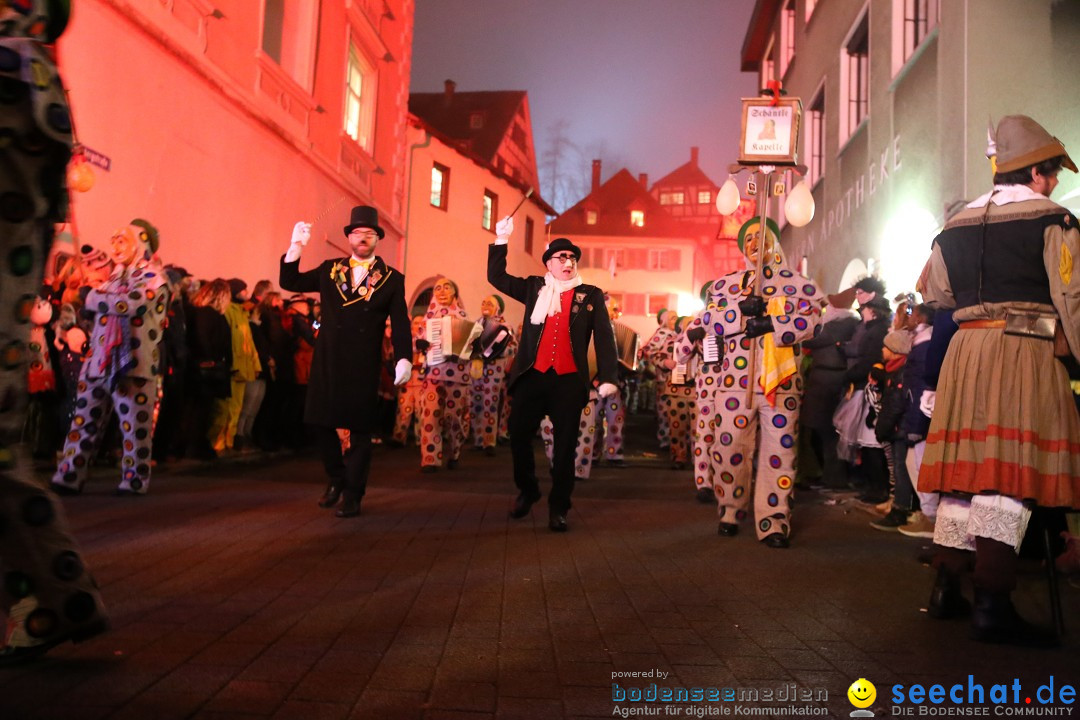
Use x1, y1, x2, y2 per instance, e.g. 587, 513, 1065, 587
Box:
1061, 242, 1073, 286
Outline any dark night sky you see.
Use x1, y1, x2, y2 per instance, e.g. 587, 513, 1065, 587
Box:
410, 0, 759, 211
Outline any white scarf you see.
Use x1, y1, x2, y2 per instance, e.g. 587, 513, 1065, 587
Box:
530, 272, 583, 325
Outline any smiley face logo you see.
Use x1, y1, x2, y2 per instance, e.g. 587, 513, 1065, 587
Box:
847, 678, 876, 709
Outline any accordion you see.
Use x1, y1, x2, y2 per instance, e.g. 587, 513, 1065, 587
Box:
613, 322, 640, 372
478, 318, 513, 360
425, 315, 476, 365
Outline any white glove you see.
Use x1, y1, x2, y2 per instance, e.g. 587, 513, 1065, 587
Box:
394, 358, 412, 386
598, 382, 618, 398
661, 358, 676, 370
291, 221, 311, 246
919, 389, 936, 418
285, 221, 311, 262
495, 215, 513, 244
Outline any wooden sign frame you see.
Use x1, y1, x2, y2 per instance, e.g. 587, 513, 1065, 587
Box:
738, 97, 803, 166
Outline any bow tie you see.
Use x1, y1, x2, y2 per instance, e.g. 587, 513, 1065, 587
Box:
349, 257, 373, 269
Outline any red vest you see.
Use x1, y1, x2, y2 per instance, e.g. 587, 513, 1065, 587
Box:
533, 289, 577, 375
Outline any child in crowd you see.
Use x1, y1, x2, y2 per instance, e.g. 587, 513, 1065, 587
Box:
861, 329, 912, 510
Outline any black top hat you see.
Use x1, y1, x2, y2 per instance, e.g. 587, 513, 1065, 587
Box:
542, 237, 581, 264
344, 205, 385, 239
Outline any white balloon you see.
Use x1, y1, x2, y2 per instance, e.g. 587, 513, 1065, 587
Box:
784, 180, 816, 227
715, 178, 742, 215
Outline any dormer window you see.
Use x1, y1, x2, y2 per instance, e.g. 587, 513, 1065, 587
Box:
630, 210, 645, 227
586, 210, 598, 225
469, 111, 485, 129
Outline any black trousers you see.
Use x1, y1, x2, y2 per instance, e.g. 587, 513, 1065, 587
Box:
509, 369, 588, 514
314, 425, 373, 501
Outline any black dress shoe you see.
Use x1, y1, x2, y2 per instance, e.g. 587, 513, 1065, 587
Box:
509, 491, 541, 519
762, 532, 790, 549
717, 522, 739, 537
971, 591, 1058, 647
318, 485, 343, 508
606, 458, 626, 468
335, 498, 361, 518
421, 465, 438, 473
927, 567, 971, 620
484, 446, 496, 457
695, 487, 714, 504
548, 512, 568, 532
447, 459, 459, 470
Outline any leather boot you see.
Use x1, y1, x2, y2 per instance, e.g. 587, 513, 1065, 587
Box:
318, 484, 343, 508
970, 590, 1058, 647
927, 566, 970, 620
335, 493, 361, 518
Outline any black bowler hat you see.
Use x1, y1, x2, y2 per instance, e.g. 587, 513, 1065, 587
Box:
542, 237, 581, 264
344, 205, 385, 239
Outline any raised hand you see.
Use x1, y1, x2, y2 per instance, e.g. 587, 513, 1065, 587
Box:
290, 221, 312, 247
495, 216, 514, 241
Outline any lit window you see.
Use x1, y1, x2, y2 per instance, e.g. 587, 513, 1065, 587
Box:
647, 293, 669, 317
659, 193, 672, 205
892, 0, 939, 75
262, 0, 318, 89
648, 249, 680, 272
630, 210, 645, 227
482, 190, 498, 231
839, 12, 869, 143
344, 41, 377, 151
780, 0, 796, 78
624, 293, 646, 315
807, 89, 825, 186
697, 190, 711, 205
586, 210, 598, 225
525, 216, 534, 255
431, 163, 449, 209
670, 192, 685, 205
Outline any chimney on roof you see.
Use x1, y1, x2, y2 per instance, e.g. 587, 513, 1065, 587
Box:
638, 173, 648, 188
591, 159, 602, 194
443, 79, 456, 106
690, 146, 700, 166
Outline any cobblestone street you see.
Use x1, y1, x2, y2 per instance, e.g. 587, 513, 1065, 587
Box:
2, 422, 1077, 719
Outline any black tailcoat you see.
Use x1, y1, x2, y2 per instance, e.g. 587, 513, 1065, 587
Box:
280, 254, 411, 431
487, 243, 618, 398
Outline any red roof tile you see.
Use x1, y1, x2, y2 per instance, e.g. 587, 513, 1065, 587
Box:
409, 89, 526, 166
549, 169, 691, 238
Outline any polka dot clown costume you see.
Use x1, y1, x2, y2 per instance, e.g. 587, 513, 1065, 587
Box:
654, 319, 696, 469
541, 388, 600, 481
674, 287, 727, 500
469, 294, 517, 453
591, 299, 635, 466
0, 0, 110, 665
702, 218, 822, 547
642, 309, 678, 451
52, 221, 169, 496
419, 278, 470, 471
392, 315, 427, 446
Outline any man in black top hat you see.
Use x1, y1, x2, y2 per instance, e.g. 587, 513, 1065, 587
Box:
488, 216, 619, 531
280, 205, 413, 517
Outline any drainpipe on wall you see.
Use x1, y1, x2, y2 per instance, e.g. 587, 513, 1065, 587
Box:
402, 130, 433, 277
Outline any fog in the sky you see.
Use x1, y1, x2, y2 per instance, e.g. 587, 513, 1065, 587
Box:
411, 0, 759, 211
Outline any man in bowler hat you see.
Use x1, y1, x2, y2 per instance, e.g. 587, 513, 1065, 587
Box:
488, 216, 619, 531
280, 206, 413, 517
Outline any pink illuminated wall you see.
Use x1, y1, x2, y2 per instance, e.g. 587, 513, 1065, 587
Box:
58, 0, 414, 286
